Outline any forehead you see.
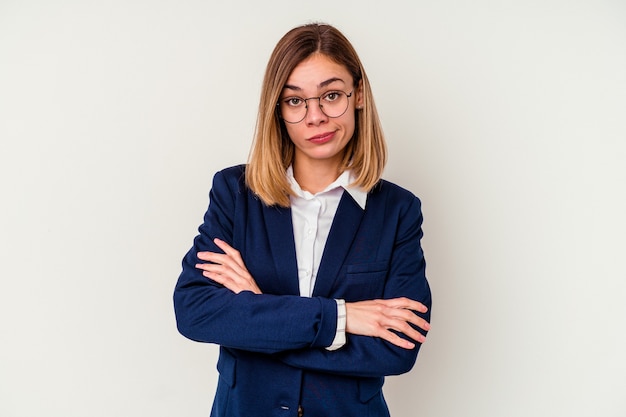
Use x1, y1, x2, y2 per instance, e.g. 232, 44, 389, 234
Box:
285, 53, 353, 90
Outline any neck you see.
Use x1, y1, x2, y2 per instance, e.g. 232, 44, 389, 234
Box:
293, 159, 342, 194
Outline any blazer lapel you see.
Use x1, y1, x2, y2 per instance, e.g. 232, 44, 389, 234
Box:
312, 192, 365, 297
261, 204, 300, 295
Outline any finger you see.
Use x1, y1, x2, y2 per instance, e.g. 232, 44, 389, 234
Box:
209, 240, 249, 273
202, 270, 244, 294
201, 269, 228, 287
197, 262, 242, 288
374, 306, 429, 341
390, 297, 429, 313
384, 307, 431, 332
380, 297, 428, 313
197, 252, 248, 278
196, 251, 215, 261
379, 329, 416, 350
197, 261, 256, 291
197, 251, 230, 264
391, 319, 427, 343
197, 251, 234, 268
197, 240, 238, 262
197, 262, 243, 283
214, 238, 245, 265
213, 238, 233, 254
376, 309, 425, 340
195, 262, 226, 273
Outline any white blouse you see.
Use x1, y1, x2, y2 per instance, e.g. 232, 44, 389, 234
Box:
287, 166, 367, 350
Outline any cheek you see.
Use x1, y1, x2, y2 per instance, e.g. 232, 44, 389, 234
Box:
343, 113, 357, 136
284, 124, 301, 143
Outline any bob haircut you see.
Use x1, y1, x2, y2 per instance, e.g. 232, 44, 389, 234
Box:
246, 23, 387, 207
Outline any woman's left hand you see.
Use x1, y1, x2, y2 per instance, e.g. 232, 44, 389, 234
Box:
195, 238, 262, 294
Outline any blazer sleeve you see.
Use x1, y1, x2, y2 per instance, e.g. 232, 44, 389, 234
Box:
173, 167, 338, 354
277, 196, 432, 378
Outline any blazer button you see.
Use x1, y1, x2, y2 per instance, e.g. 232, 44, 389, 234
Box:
297, 405, 303, 417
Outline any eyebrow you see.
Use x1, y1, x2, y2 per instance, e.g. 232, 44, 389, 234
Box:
283, 77, 345, 92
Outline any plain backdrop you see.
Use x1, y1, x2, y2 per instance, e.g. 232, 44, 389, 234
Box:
1, 1, 625, 416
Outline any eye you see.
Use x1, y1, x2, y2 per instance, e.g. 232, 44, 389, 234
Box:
284, 97, 304, 107
322, 91, 342, 102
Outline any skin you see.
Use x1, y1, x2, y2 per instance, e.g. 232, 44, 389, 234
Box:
195, 54, 430, 349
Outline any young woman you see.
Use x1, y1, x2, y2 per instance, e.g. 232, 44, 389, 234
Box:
174, 23, 432, 417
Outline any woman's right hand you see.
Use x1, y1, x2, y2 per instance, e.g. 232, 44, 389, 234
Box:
345, 298, 430, 349
195, 238, 262, 295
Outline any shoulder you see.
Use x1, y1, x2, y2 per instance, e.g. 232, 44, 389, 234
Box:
211, 164, 247, 190
373, 179, 422, 208
206, 165, 249, 208
215, 164, 246, 182
371, 180, 424, 231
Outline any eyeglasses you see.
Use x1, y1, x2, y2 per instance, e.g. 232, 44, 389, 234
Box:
277, 90, 353, 124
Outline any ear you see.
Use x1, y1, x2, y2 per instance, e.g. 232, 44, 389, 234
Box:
355, 79, 364, 109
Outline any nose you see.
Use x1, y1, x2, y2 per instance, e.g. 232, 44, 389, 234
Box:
304, 98, 328, 125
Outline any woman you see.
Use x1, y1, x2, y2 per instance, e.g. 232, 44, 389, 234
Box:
174, 23, 432, 417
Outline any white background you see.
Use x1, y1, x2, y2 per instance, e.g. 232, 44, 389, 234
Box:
1, 1, 625, 416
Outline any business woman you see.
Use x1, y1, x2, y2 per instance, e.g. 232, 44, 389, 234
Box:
174, 23, 432, 417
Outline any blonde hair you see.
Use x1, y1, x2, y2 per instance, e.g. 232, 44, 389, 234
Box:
246, 23, 387, 207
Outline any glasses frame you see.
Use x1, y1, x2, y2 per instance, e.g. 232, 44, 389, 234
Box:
277, 90, 354, 124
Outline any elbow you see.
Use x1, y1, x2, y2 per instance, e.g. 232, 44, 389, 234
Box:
393, 355, 419, 376
384, 342, 421, 376
175, 311, 197, 341
174, 304, 199, 342
174, 306, 217, 344
173, 292, 209, 343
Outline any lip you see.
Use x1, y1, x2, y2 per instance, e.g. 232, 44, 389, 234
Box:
307, 131, 336, 144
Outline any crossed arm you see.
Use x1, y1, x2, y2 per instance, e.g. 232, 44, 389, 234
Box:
196, 238, 430, 350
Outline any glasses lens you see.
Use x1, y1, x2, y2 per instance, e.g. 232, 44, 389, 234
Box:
279, 97, 306, 124
279, 91, 350, 123
320, 91, 349, 118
